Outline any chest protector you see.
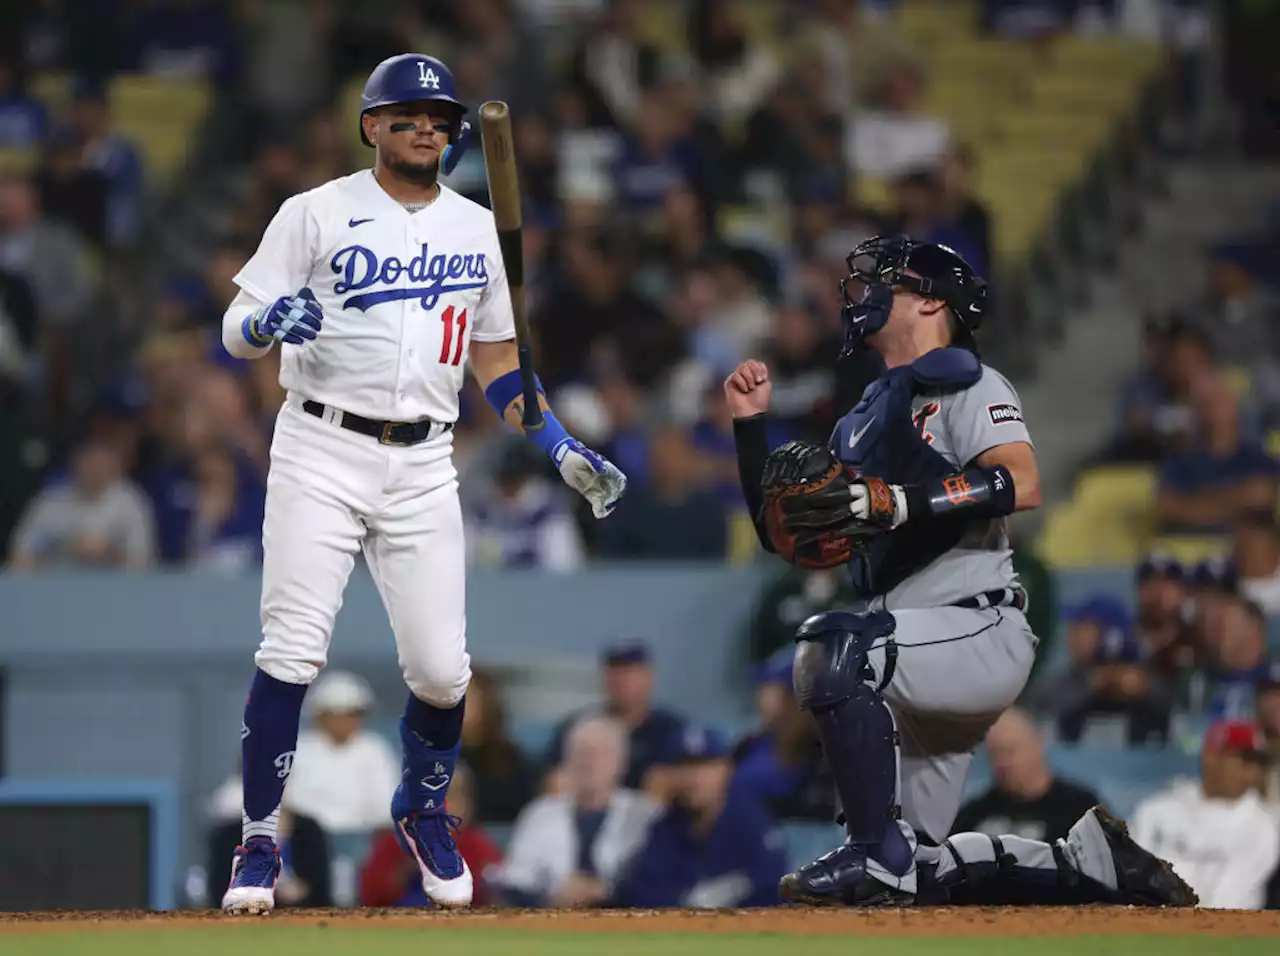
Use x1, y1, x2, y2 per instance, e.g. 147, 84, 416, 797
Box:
829, 348, 981, 597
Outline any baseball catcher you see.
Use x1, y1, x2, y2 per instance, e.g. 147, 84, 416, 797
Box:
727, 235, 1194, 908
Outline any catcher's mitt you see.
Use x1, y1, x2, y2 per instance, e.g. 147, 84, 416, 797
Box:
760, 440, 892, 568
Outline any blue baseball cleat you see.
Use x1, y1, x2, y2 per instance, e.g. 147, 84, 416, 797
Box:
220, 836, 281, 915
779, 843, 915, 907
394, 810, 473, 907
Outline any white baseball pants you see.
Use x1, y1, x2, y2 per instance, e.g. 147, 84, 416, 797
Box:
254, 396, 470, 706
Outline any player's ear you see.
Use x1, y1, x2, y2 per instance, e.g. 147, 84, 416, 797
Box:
361, 112, 378, 147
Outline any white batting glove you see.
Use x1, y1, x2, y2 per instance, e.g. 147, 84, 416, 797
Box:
553, 438, 628, 519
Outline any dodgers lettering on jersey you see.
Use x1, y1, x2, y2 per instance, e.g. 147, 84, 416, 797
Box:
232, 169, 515, 423
831, 357, 1033, 608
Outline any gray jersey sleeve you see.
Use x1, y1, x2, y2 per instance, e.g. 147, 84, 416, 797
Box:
942, 365, 1032, 467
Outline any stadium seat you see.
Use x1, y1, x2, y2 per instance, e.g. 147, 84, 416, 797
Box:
110, 75, 212, 187
1037, 466, 1158, 566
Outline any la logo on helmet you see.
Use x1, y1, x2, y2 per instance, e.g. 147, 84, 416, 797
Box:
418, 62, 440, 89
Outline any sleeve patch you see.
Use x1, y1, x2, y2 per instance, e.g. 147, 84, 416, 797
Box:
987, 403, 1023, 425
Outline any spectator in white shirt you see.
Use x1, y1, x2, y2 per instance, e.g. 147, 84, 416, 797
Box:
847, 58, 951, 181
496, 714, 659, 908
283, 671, 401, 836
1130, 719, 1280, 909
1256, 662, 1280, 801
8, 437, 155, 570
1235, 511, 1280, 615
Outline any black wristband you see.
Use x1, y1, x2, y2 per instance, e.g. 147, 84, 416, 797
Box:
903, 464, 1016, 524
732, 414, 774, 552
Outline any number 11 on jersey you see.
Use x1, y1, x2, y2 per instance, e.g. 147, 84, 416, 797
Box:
439, 305, 467, 366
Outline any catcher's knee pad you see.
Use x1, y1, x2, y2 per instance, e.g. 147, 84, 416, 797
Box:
793, 611, 904, 854
792, 610, 897, 709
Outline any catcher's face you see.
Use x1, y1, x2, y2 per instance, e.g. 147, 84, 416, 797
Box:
365, 101, 456, 183
864, 268, 947, 351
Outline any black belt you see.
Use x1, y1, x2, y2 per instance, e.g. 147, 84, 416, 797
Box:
954, 587, 1026, 612
301, 400, 452, 446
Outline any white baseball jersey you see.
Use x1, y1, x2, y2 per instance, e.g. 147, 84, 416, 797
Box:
223, 169, 515, 422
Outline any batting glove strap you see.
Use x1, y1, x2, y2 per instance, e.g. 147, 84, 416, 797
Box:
242, 310, 273, 347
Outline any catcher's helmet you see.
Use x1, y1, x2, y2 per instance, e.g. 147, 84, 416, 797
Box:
839, 234, 988, 356
359, 54, 472, 175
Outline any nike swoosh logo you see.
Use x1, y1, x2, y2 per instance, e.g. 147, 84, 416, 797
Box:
348, 217, 374, 227
848, 416, 875, 450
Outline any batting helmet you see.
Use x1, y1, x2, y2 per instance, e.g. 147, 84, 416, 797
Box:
359, 53, 472, 175
839, 234, 988, 356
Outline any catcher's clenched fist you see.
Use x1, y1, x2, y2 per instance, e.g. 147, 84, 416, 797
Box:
724, 359, 772, 418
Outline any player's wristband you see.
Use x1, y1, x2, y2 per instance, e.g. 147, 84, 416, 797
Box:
903, 464, 1016, 524
484, 368, 545, 419
241, 310, 272, 347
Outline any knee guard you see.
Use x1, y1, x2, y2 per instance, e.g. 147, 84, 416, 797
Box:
792, 611, 910, 874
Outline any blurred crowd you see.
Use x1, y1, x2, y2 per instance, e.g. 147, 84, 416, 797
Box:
0, 0, 1211, 569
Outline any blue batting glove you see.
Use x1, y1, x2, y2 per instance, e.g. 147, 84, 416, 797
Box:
242, 288, 323, 347
553, 437, 628, 519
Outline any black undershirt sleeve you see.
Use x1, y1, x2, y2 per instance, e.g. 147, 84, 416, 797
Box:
732, 414, 775, 553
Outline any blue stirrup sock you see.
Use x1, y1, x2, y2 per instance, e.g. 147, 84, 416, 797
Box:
240, 668, 308, 843
483, 368, 571, 457
393, 694, 466, 819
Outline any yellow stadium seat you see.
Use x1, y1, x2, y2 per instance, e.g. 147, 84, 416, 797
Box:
728, 509, 761, 565
110, 75, 212, 186
1039, 466, 1159, 566
30, 72, 72, 115
1051, 35, 1165, 82
1268, 431, 1280, 459
635, 1, 686, 53
0, 147, 37, 176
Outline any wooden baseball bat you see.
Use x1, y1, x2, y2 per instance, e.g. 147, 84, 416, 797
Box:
478, 100, 543, 432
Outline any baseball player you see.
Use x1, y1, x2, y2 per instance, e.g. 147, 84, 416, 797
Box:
727, 235, 1194, 907
218, 53, 626, 915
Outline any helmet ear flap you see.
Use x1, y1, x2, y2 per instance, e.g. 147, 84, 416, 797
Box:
441, 119, 472, 175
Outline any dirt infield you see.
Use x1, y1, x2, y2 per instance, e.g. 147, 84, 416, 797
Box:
2, 907, 1279, 937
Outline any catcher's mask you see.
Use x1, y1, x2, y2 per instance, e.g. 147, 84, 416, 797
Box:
839, 235, 988, 357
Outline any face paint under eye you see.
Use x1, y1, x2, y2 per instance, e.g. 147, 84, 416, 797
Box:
389, 120, 451, 135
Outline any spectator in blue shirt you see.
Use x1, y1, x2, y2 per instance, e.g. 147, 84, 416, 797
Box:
0, 61, 48, 151
1057, 611, 1173, 746
148, 443, 265, 569
67, 81, 144, 249
544, 640, 687, 798
614, 724, 787, 908
612, 87, 705, 212
1156, 373, 1280, 534
732, 646, 834, 822
1207, 595, 1271, 720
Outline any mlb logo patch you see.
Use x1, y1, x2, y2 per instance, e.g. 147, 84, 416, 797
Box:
988, 403, 1023, 425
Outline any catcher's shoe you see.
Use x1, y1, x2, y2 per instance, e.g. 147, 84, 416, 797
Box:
221, 836, 281, 915
395, 810, 473, 908
1092, 806, 1198, 907
779, 844, 915, 907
